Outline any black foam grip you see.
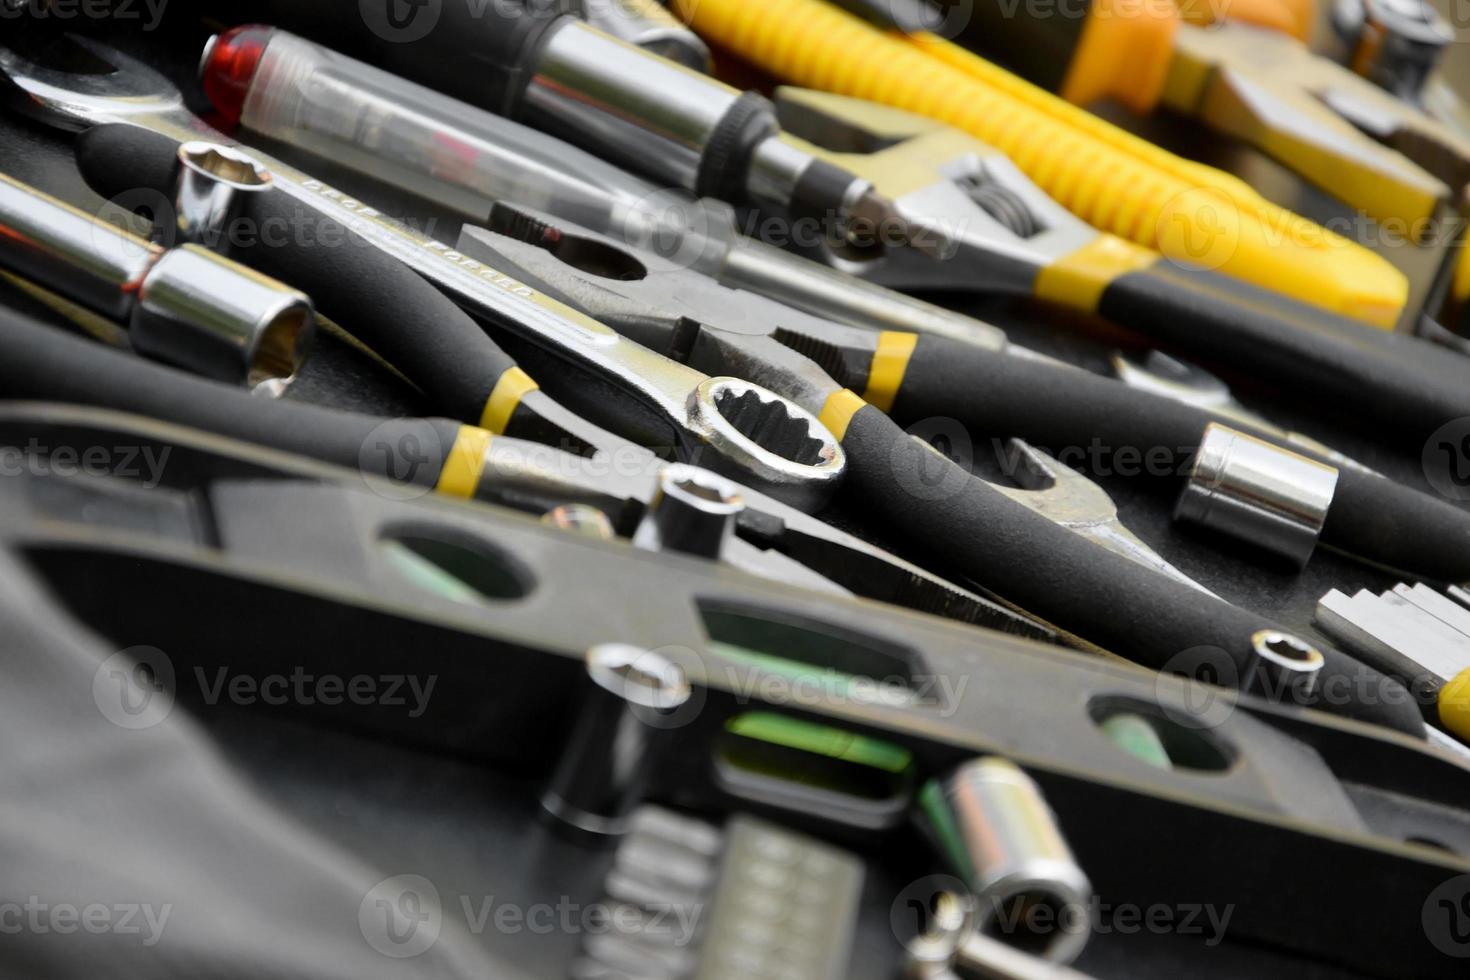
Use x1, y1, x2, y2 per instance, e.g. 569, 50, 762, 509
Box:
893, 335, 1209, 454
1096, 265, 1470, 450
0, 304, 461, 489
836, 404, 1424, 734
695, 90, 777, 202
75, 125, 518, 426
893, 335, 1470, 583
1324, 469, 1470, 583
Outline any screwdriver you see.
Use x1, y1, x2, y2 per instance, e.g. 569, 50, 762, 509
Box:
196, 25, 1007, 350
200, 0, 935, 257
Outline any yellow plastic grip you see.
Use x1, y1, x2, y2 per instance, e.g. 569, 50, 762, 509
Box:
861, 332, 919, 413
671, 0, 1407, 328
1440, 668, 1470, 745
436, 425, 494, 499
1454, 241, 1470, 304
1060, 0, 1179, 113
1035, 235, 1159, 311
479, 366, 540, 434
819, 389, 869, 442
1178, 0, 1314, 40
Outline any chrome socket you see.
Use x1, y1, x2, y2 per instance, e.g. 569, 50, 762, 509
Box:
1176, 422, 1339, 568
633, 464, 745, 559
132, 245, 313, 388
173, 141, 273, 255
919, 757, 1093, 964
0, 170, 156, 322
541, 644, 693, 838
1247, 630, 1325, 702
0, 172, 312, 388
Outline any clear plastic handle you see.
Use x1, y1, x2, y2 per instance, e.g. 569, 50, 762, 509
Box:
230, 30, 660, 230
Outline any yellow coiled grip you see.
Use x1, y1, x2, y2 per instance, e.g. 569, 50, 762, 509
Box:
672, 0, 1407, 328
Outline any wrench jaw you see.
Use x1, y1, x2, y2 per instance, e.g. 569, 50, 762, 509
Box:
985, 439, 1216, 596
1110, 350, 1235, 412
0, 34, 189, 131
1109, 350, 1378, 476
1167, 21, 1470, 229
770, 87, 1097, 294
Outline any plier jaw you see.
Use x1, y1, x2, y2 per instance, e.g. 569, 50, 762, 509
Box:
464, 203, 859, 418
1166, 20, 1470, 233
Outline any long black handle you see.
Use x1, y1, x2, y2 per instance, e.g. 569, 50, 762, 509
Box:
1096, 263, 1470, 452
76, 124, 528, 429
832, 400, 1424, 734
0, 303, 464, 491
887, 334, 1470, 583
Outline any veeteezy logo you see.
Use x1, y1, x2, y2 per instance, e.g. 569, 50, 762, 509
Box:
0, 898, 171, 946
0, 440, 171, 489
94, 647, 438, 729
362, 0, 443, 41
0, 0, 170, 30
360, 0, 585, 42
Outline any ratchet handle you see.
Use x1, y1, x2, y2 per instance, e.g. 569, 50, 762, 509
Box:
75, 124, 537, 434
1094, 262, 1470, 449
0, 303, 480, 496
825, 396, 1423, 734
884, 335, 1470, 582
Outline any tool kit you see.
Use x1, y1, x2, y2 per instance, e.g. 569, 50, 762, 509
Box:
4, 0, 1470, 975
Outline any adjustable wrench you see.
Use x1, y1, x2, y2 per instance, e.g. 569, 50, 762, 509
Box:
772, 88, 1470, 453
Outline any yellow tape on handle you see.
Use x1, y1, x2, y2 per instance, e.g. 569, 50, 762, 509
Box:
1440, 668, 1470, 745
860, 332, 919, 413
436, 425, 494, 499
480, 366, 540, 435
819, 389, 869, 442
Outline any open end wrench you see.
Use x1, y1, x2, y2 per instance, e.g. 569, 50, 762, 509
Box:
985, 440, 1214, 596
0, 36, 845, 507
1108, 350, 1376, 476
